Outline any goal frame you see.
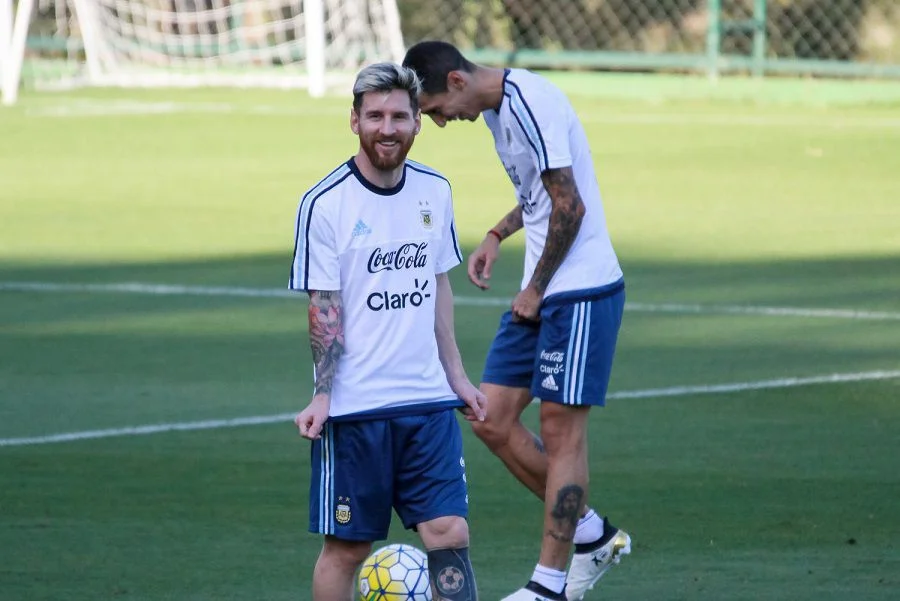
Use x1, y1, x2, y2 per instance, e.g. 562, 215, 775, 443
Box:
1, 0, 405, 106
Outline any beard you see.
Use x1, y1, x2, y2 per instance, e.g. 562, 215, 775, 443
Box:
359, 132, 415, 171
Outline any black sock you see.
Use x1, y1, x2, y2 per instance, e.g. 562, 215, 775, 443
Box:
426, 546, 478, 600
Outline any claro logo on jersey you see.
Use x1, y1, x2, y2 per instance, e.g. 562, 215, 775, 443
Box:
367, 242, 428, 273
367, 278, 431, 312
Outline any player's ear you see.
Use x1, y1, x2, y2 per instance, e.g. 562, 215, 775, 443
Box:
350, 107, 360, 134
447, 70, 466, 91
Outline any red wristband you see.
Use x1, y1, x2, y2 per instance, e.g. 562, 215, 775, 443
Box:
487, 229, 502, 243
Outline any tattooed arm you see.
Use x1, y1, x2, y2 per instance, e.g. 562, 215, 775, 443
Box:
510, 167, 585, 321
467, 205, 524, 290
490, 204, 525, 241
532, 167, 585, 294
308, 290, 345, 396
295, 289, 344, 440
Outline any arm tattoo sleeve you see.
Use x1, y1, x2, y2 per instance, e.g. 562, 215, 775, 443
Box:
308, 290, 344, 396
531, 167, 586, 294
493, 205, 524, 240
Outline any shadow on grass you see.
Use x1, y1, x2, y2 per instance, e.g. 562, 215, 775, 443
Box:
1, 247, 897, 436
1, 246, 899, 313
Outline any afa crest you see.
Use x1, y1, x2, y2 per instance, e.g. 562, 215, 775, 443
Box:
335, 496, 351, 525
420, 210, 433, 229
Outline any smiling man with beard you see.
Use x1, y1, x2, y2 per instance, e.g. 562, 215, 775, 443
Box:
289, 62, 485, 601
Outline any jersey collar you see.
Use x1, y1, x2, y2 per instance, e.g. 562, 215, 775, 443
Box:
347, 157, 407, 196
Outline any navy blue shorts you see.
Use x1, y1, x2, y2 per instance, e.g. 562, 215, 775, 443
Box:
308, 409, 468, 541
482, 280, 625, 406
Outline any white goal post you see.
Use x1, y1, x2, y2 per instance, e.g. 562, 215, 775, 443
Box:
0, 0, 13, 80
1, 0, 405, 105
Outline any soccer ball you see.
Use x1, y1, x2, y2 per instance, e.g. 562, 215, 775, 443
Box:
358, 543, 432, 601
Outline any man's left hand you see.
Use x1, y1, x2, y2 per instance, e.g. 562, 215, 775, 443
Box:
452, 379, 487, 422
512, 285, 542, 322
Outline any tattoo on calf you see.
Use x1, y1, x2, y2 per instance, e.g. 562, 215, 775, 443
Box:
547, 529, 574, 543
550, 484, 584, 535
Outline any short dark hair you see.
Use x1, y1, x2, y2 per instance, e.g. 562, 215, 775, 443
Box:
402, 40, 476, 95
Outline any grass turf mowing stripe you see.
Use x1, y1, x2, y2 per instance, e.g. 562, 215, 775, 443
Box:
2, 281, 899, 321
2, 369, 898, 447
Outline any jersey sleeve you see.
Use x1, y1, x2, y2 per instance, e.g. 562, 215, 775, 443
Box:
510, 80, 573, 173
289, 193, 340, 291
434, 182, 463, 275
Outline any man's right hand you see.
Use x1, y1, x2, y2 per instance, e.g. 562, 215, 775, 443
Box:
467, 234, 500, 290
295, 394, 330, 440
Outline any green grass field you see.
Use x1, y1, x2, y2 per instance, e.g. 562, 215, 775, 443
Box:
1, 74, 899, 600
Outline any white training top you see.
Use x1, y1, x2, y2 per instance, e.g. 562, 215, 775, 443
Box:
289, 158, 463, 420
482, 69, 623, 297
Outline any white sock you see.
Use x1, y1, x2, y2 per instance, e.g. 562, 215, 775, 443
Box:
531, 564, 567, 595
573, 509, 605, 545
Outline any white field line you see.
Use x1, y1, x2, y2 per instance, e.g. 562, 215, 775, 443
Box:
2, 280, 900, 321
0, 414, 296, 447
1, 369, 898, 447
580, 112, 900, 129
624, 301, 900, 321
607, 370, 900, 399
22, 100, 900, 129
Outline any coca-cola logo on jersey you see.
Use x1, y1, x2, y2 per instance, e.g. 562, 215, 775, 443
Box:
367, 242, 428, 273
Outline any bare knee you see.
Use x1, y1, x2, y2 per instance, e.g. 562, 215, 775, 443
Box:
417, 516, 469, 550
320, 537, 372, 570
470, 416, 509, 450
539, 403, 590, 455
470, 383, 532, 450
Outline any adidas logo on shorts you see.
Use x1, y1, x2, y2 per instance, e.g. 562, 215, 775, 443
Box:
541, 374, 558, 391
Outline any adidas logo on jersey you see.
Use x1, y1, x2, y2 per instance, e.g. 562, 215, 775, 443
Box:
352, 219, 372, 238
541, 374, 558, 391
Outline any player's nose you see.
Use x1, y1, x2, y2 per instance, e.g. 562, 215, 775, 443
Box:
379, 118, 397, 135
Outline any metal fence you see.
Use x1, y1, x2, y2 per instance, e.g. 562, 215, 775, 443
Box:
14, 0, 900, 79
398, 0, 900, 78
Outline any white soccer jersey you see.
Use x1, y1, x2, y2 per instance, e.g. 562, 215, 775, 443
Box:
290, 158, 463, 420
482, 69, 623, 297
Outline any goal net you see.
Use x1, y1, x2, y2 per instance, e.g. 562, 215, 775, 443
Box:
1, 0, 405, 104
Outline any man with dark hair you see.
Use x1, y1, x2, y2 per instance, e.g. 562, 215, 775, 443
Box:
291, 61, 484, 601
404, 41, 631, 601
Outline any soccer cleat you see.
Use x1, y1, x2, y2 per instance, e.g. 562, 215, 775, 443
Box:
501, 580, 568, 601
564, 528, 632, 600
